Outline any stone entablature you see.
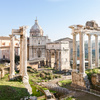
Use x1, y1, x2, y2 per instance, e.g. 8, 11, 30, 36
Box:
46, 41, 69, 50
86, 20, 98, 29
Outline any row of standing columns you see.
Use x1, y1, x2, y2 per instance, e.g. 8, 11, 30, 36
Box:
73, 32, 99, 75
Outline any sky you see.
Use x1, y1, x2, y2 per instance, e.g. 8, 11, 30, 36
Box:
0, 0, 100, 41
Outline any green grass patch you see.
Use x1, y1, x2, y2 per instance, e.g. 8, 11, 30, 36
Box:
64, 97, 76, 100
0, 74, 29, 100
59, 79, 72, 86
29, 79, 43, 97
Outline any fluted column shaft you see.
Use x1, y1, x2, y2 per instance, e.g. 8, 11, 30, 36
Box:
95, 35, 99, 68
72, 34, 77, 72
79, 32, 85, 75
88, 34, 92, 69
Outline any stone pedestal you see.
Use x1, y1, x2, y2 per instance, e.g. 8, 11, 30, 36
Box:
71, 72, 90, 90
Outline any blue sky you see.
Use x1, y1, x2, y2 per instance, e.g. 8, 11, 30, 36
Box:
0, 0, 100, 41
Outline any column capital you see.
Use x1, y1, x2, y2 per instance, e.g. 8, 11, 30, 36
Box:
94, 34, 98, 37
79, 31, 85, 34
87, 34, 91, 37
71, 32, 78, 36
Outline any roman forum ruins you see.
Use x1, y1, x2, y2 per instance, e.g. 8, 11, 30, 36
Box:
9, 26, 29, 83
69, 21, 100, 89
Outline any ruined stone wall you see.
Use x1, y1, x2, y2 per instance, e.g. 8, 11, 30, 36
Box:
91, 74, 100, 86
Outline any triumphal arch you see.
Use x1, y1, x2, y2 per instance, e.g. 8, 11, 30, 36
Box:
69, 20, 100, 89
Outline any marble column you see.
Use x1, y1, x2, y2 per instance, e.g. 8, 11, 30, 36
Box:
58, 51, 61, 71
47, 50, 49, 67
72, 34, 77, 72
22, 27, 28, 83
9, 35, 15, 79
49, 50, 51, 67
46, 50, 47, 66
54, 50, 57, 69
79, 32, 85, 75
88, 34, 92, 69
95, 35, 99, 68
20, 35, 23, 75
56, 51, 59, 70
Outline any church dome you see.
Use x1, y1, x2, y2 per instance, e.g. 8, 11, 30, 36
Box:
30, 18, 43, 37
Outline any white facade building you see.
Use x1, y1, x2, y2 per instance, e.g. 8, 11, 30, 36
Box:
46, 37, 72, 71
29, 19, 50, 60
